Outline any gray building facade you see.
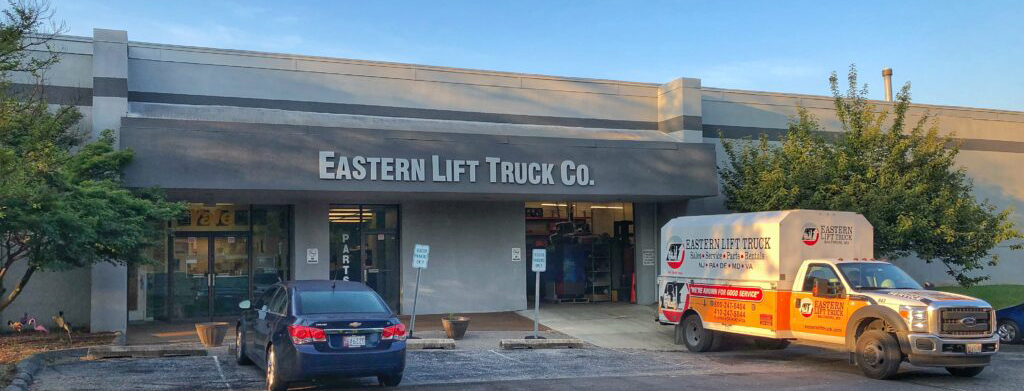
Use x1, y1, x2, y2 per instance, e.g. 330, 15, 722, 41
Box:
2, 29, 1021, 332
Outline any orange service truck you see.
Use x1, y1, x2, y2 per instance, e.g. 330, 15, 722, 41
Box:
657, 210, 999, 379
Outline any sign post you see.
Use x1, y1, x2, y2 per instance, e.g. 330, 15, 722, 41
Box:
410, 244, 430, 338
529, 248, 547, 339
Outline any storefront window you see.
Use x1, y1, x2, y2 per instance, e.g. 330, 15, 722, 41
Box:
136, 203, 291, 321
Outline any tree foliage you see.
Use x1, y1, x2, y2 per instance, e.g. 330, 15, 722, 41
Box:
720, 65, 1022, 286
0, 1, 184, 311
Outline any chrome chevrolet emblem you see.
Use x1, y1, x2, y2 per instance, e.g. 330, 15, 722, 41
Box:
960, 317, 977, 326
349, 322, 362, 328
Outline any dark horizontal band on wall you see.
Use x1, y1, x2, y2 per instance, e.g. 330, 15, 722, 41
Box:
658, 115, 703, 132
703, 123, 1024, 154
127, 91, 659, 131
93, 77, 128, 98
6, 83, 91, 106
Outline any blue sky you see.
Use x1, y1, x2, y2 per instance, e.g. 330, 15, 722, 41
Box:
49, 0, 1023, 111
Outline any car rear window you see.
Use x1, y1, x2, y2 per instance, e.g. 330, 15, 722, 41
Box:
297, 290, 389, 315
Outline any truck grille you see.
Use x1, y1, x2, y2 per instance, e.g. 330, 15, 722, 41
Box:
939, 307, 991, 337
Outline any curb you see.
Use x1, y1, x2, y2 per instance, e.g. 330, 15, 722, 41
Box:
85, 344, 233, 359
4, 348, 89, 391
406, 338, 456, 350
499, 338, 585, 350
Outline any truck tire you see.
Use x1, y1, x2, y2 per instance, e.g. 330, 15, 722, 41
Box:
753, 337, 790, 350
998, 319, 1020, 344
681, 314, 717, 352
855, 330, 902, 380
946, 366, 985, 377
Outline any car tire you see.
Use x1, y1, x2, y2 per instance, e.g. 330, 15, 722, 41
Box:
378, 372, 403, 387
855, 330, 902, 380
681, 313, 717, 352
998, 319, 1021, 344
946, 366, 985, 377
753, 337, 790, 350
266, 345, 288, 391
235, 326, 252, 365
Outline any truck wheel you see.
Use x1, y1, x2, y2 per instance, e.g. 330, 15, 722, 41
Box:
753, 337, 790, 350
998, 319, 1020, 344
681, 314, 717, 352
855, 330, 902, 380
946, 366, 984, 377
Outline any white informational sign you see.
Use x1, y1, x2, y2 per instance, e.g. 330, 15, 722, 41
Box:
642, 249, 656, 266
413, 244, 430, 269
306, 248, 319, 264
531, 249, 546, 272
512, 248, 522, 262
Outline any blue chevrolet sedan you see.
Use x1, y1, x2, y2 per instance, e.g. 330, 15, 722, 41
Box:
235, 280, 406, 390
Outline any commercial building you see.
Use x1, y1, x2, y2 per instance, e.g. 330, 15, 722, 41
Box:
2, 29, 1021, 332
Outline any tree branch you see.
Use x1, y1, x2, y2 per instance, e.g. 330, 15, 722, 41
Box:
0, 265, 35, 312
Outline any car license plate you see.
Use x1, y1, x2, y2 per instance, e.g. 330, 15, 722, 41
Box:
343, 335, 366, 348
966, 343, 982, 354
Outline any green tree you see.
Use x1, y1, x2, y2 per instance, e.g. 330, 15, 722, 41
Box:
720, 65, 1022, 286
0, 1, 184, 311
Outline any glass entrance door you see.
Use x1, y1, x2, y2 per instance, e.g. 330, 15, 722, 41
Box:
363, 233, 400, 311
212, 236, 249, 317
170, 233, 249, 320
330, 205, 400, 312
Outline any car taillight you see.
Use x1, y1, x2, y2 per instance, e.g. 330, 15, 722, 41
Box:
381, 323, 407, 341
288, 325, 326, 345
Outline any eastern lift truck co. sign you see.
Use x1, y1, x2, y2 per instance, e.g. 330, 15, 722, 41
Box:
317, 152, 596, 186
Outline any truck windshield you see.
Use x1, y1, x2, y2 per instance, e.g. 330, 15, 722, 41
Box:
837, 263, 922, 291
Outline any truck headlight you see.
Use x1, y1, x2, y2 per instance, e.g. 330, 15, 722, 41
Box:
900, 305, 929, 332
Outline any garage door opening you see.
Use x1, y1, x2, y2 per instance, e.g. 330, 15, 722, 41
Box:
525, 202, 635, 304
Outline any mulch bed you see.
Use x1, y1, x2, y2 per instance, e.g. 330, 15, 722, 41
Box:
0, 331, 116, 384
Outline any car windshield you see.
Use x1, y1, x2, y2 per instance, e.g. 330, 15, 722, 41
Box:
837, 263, 922, 291
297, 290, 389, 315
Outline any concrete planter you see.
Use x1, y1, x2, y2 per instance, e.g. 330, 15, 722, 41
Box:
194, 322, 230, 347
441, 317, 470, 340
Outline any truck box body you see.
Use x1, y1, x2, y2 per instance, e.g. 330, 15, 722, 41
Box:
659, 210, 874, 339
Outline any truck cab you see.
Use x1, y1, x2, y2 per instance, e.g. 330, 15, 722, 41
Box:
791, 259, 998, 377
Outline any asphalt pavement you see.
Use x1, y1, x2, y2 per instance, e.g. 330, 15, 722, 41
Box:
28, 342, 1024, 390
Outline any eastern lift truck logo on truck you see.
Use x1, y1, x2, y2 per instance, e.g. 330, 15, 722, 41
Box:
801, 223, 855, 246
665, 236, 771, 271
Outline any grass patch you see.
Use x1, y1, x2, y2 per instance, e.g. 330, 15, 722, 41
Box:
936, 284, 1024, 309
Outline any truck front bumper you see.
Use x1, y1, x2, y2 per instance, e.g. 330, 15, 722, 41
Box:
905, 333, 999, 367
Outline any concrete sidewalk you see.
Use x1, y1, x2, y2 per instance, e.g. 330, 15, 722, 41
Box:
519, 303, 679, 350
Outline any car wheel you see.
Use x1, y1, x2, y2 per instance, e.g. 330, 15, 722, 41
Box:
946, 366, 985, 377
235, 327, 252, 365
266, 345, 288, 391
855, 330, 902, 380
378, 372, 403, 387
998, 319, 1021, 344
753, 337, 790, 350
681, 313, 717, 352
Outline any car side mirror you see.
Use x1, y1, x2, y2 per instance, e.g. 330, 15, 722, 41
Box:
923, 282, 935, 290
239, 300, 251, 309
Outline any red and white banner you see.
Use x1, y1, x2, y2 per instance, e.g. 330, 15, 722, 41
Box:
688, 284, 763, 302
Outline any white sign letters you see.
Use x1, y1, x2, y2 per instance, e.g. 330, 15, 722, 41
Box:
318, 152, 595, 186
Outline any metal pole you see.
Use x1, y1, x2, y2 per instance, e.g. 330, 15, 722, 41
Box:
409, 269, 421, 338
533, 270, 540, 338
